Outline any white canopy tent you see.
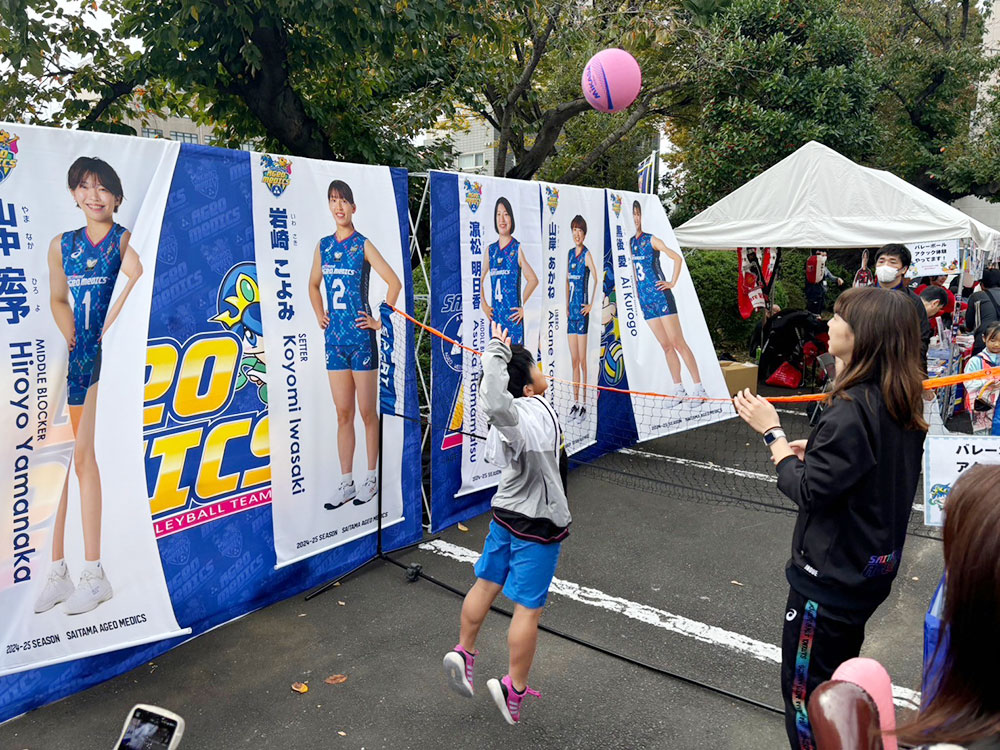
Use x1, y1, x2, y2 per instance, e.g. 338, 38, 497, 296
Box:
674, 141, 1000, 256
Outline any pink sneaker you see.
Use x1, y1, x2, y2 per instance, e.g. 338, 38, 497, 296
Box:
443, 644, 477, 698
487, 674, 541, 725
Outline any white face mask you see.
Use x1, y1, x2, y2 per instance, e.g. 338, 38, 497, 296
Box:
876, 265, 899, 284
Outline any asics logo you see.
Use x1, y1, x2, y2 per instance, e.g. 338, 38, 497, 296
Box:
786, 609, 798, 622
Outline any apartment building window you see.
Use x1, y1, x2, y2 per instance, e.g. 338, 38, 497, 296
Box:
141, 128, 163, 139
457, 152, 485, 170
170, 131, 199, 144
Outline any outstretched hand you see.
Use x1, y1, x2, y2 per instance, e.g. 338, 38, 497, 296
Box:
733, 388, 781, 435
490, 320, 511, 347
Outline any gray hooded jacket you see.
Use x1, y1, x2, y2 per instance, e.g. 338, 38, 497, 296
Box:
480, 337, 571, 543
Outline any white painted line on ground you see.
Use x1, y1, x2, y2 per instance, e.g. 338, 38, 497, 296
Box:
419, 539, 921, 711
619, 447, 778, 483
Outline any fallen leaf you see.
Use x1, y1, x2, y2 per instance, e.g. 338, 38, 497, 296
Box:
333, 582, 341, 587
325, 674, 348, 685
338, 600, 346, 606
338, 731, 347, 736
912, 577, 919, 581
457, 523, 469, 532
291, 682, 309, 694
298, 613, 307, 617
730, 580, 744, 587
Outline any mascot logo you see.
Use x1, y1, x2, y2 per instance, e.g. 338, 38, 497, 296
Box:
0, 130, 19, 186
260, 154, 292, 197
610, 193, 623, 218
929, 483, 951, 509
463, 179, 483, 213
211, 261, 268, 403
545, 186, 559, 215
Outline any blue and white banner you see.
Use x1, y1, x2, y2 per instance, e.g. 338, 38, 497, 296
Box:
378, 303, 410, 418
251, 155, 414, 567
0, 124, 187, 679
537, 182, 604, 455
606, 190, 733, 441
0, 129, 421, 722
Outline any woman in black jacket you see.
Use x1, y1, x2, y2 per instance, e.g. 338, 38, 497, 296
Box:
734, 286, 928, 750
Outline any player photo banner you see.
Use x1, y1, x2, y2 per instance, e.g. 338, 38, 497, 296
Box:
251, 156, 417, 568
537, 182, 604, 455
606, 190, 734, 441
428, 171, 545, 533
0, 124, 188, 679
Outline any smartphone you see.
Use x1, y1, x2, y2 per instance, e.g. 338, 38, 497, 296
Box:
115, 704, 185, 749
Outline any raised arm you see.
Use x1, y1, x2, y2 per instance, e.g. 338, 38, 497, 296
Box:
48, 237, 75, 350
102, 232, 142, 336
364, 239, 402, 307
308, 242, 329, 329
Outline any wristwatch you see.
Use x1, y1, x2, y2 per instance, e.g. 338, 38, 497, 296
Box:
762, 428, 786, 446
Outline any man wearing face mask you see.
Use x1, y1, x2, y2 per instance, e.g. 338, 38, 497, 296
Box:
874, 244, 931, 368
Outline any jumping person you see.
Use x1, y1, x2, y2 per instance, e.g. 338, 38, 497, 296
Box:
480, 197, 538, 346
565, 215, 598, 422
309, 179, 401, 510
443, 320, 570, 726
35, 157, 144, 615
629, 200, 706, 397
733, 287, 927, 750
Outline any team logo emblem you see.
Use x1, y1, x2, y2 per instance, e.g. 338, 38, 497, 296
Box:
260, 154, 292, 197
463, 179, 483, 213
0, 130, 19, 186
929, 483, 951, 509
334, 252, 343, 261
86, 258, 98, 271
545, 186, 559, 215
610, 193, 623, 218
185, 160, 219, 199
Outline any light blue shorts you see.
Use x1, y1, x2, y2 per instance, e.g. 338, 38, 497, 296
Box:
474, 521, 561, 609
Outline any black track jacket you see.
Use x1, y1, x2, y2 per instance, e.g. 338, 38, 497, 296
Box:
776, 382, 926, 613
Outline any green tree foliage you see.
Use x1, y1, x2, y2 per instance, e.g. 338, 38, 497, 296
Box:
668, 0, 882, 223
1, 0, 486, 168
845, 0, 1000, 202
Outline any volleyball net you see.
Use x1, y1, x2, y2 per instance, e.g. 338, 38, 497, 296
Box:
381, 303, 997, 539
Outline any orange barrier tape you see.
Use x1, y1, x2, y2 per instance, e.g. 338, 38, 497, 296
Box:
392, 305, 1000, 405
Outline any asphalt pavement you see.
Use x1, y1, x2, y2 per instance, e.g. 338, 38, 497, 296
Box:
0, 411, 943, 750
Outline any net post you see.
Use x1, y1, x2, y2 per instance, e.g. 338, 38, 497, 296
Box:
376, 411, 385, 558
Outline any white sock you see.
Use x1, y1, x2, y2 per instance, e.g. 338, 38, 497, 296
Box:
341, 473, 354, 486
52, 559, 67, 575
366, 470, 377, 483
83, 560, 102, 576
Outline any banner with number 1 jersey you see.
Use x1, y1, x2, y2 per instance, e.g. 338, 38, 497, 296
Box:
0, 123, 187, 678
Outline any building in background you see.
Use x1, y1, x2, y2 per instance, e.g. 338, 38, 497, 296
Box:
419, 107, 502, 175
125, 113, 216, 145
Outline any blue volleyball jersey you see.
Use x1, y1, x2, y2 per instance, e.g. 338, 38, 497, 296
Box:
61, 224, 125, 356
630, 232, 668, 298
567, 246, 591, 313
488, 238, 522, 325
321, 231, 371, 346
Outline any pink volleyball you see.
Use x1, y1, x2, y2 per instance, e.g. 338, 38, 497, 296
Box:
581, 48, 642, 113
